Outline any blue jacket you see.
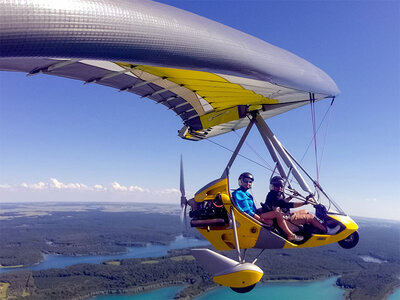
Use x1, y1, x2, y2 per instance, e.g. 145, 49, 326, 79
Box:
232, 187, 257, 216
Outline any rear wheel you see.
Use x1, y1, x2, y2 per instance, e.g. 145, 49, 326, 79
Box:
231, 284, 256, 293
338, 231, 359, 249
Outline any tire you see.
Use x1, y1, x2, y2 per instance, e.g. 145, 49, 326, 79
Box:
230, 284, 256, 293
338, 231, 359, 249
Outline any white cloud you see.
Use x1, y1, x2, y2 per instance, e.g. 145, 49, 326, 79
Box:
94, 184, 105, 191
111, 181, 150, 193
49, 178, 91, 190
0, 179, 180, 203
364, 197, 378, 202
49, 178, 64, 189
155, 188, 180, 195
106, 181, 179, 195
21, 182, 46, 190
111, 181, 127, 191
129, 185, 148, 192
3, 178, 100, 192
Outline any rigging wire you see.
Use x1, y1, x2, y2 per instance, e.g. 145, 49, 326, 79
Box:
286, 96, 335, 195
232, 130, 274, 170
299, 97, 335, 164
317, 98, 335, 175
205, 138, 274, 172
310, 93, 320, 183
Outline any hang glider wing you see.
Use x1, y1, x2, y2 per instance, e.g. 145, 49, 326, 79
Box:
0, 0, 339, 141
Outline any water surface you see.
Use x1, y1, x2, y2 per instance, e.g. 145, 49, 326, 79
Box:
93, 286, 183, 300
196, 277, 343, 300
92, 277, 344, 300
359, 255, 387, 263
0, 235, 207, 273
387, 287, 400, 300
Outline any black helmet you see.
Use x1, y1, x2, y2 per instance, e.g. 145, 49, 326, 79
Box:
270, 176, 284, 187
238, 172, 254, 186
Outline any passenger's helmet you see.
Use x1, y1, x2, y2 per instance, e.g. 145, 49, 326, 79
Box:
238, 172, 254, 186
270, 176, 284, 189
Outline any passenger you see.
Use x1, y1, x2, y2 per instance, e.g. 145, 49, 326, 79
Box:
263, 176, 340, 235
232, 172, 303, 242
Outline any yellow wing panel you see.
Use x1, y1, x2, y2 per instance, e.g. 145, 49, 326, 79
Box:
112, 63, 284, 137
134, 65, 277, 113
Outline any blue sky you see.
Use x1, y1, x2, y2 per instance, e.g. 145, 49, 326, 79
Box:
0, 0, 399, 220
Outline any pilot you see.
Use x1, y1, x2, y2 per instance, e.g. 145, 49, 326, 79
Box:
263, 176, 340, 235
232, 172, 303, 242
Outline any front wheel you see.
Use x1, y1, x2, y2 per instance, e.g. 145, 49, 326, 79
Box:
231, 284, 256, 293
338, 231, 359, 249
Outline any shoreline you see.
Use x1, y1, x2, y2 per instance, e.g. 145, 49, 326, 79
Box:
0, 264, 24, 269
193, 276, 347, 300
383, 282, 400, 300
85, 275, 346, 300
0, 237, 193, 273
79, 282, 187, 300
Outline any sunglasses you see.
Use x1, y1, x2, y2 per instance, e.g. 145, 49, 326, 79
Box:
242, 178, 253, 183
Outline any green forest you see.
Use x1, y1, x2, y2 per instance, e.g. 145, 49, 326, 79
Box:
0, 208, 189, 267
0, 204, 399, 300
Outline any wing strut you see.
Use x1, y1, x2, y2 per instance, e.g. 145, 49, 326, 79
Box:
253, 114, 287, 181
253, 113, 313, 194
221, 118, 255, 179
220, 112, 312, 194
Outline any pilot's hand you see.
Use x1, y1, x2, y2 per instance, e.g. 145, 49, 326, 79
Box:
305, 194, 315, 204
305, 197, 315, 205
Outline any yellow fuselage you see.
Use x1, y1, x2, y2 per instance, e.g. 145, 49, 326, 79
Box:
193, 178, 358, 251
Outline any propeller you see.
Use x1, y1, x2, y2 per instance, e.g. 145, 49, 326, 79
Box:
180, 155, 188, 228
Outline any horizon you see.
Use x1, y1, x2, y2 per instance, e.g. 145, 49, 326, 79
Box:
1, 200, 399, 223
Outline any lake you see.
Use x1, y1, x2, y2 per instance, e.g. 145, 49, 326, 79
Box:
387, 287, 400, 300
93, 277, 345, 300
359, 255, 388, 263
0, 235, 207, 273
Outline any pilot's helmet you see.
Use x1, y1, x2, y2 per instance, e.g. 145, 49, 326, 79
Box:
238, 172, 254, 186
270, 176, 284, 190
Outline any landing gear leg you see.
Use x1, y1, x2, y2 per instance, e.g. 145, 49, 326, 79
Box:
230, 206, 242, 262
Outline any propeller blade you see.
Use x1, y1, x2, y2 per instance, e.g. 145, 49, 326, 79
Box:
180, 155, 186, 204
180, 201, 187, 224
179, 155, 188, 229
